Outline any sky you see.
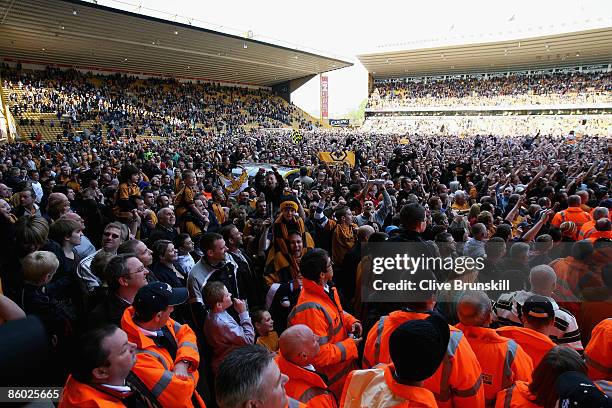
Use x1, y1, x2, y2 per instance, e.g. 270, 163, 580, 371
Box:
88, 0, 611, 117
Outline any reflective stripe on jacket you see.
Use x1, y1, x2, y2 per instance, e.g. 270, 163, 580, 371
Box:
494, 381, 539, 408
456, 324, 533, 407
121, 307, 206, 408
59, 375, 126, 408
276, 354, 337, 408
288, 279, 359, 398
340, 364, 438, 408
585, 318, 612, 381
496, 326, 555, 368
362, 310, 484, 408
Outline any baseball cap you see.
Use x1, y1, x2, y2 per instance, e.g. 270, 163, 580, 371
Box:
555, 371, 610, 407
390, 314, 450, 382
133, 282, 188, 317
521, 295, 554, 319
385, 225, 400, 235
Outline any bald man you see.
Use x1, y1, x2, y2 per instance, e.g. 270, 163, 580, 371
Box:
576, 190, 591, 213
456, 291, 533, 406
276, 325, 337, 408
494, 265, 583, 352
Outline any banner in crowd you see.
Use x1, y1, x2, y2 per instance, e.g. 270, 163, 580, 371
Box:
329, 119, 349, 127
320, 76, 328, 119
318, 151, 356, 167
217, 169, 249, 197
291, 129, 303, 144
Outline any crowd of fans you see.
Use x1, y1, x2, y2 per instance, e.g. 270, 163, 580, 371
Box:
0, 66, 610, 408
1, 64, 314, 143
362, 115, 611, 137
368, 71, 612, 109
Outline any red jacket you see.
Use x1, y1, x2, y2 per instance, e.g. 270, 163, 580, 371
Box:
362, 310, 484, 408
121, 307, 206, 407
288, 279, 359, 397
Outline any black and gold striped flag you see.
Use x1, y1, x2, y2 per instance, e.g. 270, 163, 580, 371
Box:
291, 129, 303, 144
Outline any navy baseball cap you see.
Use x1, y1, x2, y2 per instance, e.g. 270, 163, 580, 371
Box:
133, 282, 188, 316
522, 295, 555, 319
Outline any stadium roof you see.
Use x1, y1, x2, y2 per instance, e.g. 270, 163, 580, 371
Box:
0, 0, 352, 86
358, 27, 612, 79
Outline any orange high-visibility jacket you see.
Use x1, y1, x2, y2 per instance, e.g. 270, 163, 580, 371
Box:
496, 326, 555, 368
550, 207, 592, 240
59, 375, 126, 408
494, 381, 539, 408
276, 354, 338, 408
584, 318, 612, 381
121, 307, 206, 408
586, 230, 612, 242
362, 310, 484, 408
579, 220, 597, 239
550, 256, 603, 303
456, 324, 533, 407
340, 364, 438, 408
288, 279, 359, 397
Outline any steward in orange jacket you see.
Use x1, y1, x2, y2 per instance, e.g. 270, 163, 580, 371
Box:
585, 218, 612, 242
457, 291, 533, 407
496, 295, 556, 368
288, 249, 361, 398
121, 283, 206, 408
551, 241, 602, 315
496, 327, 554, 369
277, 324, 337, 408
578, 207, 609, 239
340, 365, 438, 408
550, 196, 592, 240
342, 316, 451, 408
60, 373, 160, 408
59, 325, 161, 408
276, 354, 337, 408
362, 308, 484, 408
584, 318, 612, 381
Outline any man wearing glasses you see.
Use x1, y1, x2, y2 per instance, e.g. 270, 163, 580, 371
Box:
88, 253, 149, 329
78, 222, 128, 291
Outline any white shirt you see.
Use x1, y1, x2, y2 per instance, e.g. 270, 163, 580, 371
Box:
101, 384, 131, 393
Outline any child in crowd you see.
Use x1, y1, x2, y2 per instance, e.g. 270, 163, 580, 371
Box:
252, 308, 279, 352
203, 281, 255, 374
